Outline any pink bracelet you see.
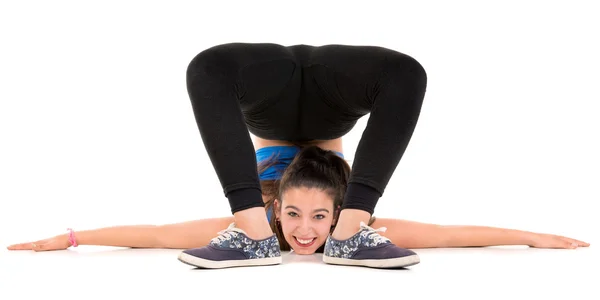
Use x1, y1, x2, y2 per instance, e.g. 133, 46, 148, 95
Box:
67, 228, 78, 247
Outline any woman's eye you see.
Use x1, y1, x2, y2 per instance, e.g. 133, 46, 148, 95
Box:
314, 215, 325, 220
287, 212, 298, 217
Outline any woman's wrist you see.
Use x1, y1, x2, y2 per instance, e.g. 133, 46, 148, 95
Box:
59, 228, 81, 247
520, 230, 539, 246
67, 228, 78, 247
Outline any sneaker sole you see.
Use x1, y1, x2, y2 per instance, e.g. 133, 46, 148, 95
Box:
178, 252, 282, 269
322, 254, 420, 268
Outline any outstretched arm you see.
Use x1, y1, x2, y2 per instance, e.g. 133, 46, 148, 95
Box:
7, 217, 234, 251
371, 218, 590, 249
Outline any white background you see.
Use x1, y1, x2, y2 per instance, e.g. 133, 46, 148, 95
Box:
1, 1, 598, 299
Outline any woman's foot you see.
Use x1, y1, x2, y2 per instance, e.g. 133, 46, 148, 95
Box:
178, 222, 281, 269
177, 207, 281, 269
327, 208, 420, 269
233, 207, 274, 240
323, 221, 420, 269
331, 209, 372, 240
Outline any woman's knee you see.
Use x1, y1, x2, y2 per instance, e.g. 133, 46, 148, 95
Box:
385, 52, 427, 85
186, 44, 240, 81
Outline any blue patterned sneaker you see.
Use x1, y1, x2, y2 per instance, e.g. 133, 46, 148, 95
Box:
178, 223, 282, 269
323, 222, 420, 268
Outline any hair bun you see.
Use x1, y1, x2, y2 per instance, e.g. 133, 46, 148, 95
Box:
298, 145, 333, 159
296, 146, 334, 167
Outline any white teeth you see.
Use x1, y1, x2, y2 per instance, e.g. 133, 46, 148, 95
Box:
296, 237, 315, 244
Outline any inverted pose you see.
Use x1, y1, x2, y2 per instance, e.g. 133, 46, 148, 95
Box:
180, 42, 431, 269
7, 145, 590, 268
7, 43, 590, 269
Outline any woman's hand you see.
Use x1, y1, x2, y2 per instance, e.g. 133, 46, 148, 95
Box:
529, 233, 590, 249
7, 234, 71, 252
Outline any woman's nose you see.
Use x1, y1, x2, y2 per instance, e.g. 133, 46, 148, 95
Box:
297, 218, 312, 233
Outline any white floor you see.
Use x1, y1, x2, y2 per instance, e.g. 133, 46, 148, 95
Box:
2, 245, 597, 300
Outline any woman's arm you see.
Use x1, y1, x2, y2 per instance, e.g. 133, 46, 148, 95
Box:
371, 218, 590, 249
7, 217, 235, 251
153, 217, 234, 249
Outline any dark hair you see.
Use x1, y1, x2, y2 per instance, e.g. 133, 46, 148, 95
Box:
258, 145, 351, 253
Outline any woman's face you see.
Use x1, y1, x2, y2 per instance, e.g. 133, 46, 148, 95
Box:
275, 187, 337, 255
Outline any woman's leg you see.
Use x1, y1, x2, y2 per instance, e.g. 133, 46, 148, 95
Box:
186, 42, 296, 216
308, 45, 427, 267
309, 45, 427, 237
182, 43, 298, 268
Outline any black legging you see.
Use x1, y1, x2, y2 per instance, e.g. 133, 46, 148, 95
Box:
186, 43, 427, 215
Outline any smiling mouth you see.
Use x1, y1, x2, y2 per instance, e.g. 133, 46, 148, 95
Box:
294, 236, 316, 247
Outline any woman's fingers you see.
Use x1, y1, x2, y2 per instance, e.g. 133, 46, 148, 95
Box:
7, 239, 52, 251
571, 238, 589, 247
560, 236, 589, 247
7, 243, 24, 250
32, 241, 50, 252
549, 235, 590, 249
7, 242, 36, 250
562, 239, 578, 249
532, 234, 589, 249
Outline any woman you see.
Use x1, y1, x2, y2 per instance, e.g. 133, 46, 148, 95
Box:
180, 42, 429, 268
7, 145, 590, 269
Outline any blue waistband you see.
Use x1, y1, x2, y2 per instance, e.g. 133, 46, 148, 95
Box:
256, 146, 344, 181
257, 146, 301, 181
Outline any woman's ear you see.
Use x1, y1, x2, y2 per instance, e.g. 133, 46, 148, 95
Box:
273, 199, 281, 218
332, 205, 341, 226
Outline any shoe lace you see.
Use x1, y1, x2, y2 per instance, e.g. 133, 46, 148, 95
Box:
211, 223, 247, 243
360, 221, 391, 243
